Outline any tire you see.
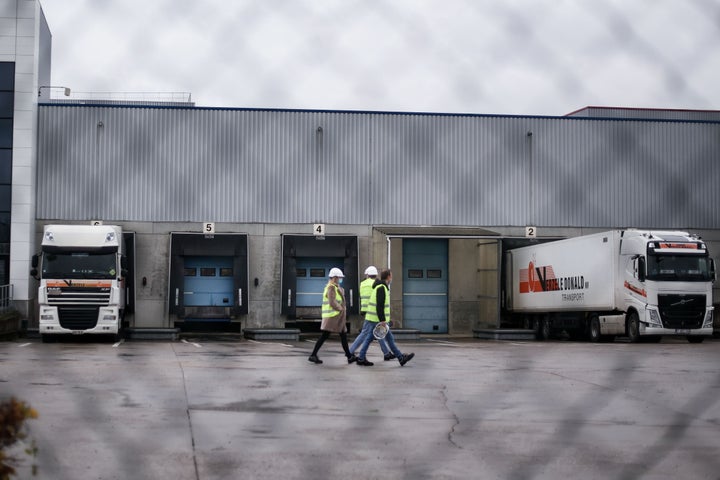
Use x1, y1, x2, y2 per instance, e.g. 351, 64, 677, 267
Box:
626, 311, 641, 343
687, 336, 705, 344
589, 315, 602, 343
522, 316, 532, 330
540, 316, 552, 341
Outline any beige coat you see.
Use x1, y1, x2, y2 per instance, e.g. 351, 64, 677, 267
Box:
320, 282, 347, 333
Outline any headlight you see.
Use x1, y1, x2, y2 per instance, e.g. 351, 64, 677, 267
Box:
648, 309, 663, 327
102, 315, 117, 322
44, 231, 54, 241
702, 311, 713, 328
40, 314, 53, 321
105, 231, 115, 243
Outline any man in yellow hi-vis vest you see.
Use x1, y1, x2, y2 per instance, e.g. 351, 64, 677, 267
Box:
356, 269, 415, 367
349, 266, 394, 360
308, 268, 358, 365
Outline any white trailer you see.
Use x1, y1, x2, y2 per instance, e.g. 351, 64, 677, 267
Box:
32, 225, 128, 342
504, 230, 715, 343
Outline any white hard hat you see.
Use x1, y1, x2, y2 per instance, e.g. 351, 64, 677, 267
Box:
364, 266, 378, 276
328, 267, 345, 278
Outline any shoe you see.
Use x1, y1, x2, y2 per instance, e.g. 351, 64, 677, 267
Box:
308, 355, 323, 364
347, 354, 358, 364
384, 353, 396, 361
356, 358, 374, 366
399, 352, 415, 366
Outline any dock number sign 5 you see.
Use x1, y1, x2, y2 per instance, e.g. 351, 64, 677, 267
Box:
313, 224, 325, 236
204, 222, 215, 234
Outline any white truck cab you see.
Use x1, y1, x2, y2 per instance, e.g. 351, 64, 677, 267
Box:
32, 225, 127, 342
618, 230, 715, 342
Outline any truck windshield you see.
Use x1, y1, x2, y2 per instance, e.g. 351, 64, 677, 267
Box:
42, 252, 117, 279
646, 254, 712, 282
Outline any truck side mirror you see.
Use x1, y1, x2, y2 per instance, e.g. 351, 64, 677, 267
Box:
638, 257, 646, 282
30, 254, 39, 279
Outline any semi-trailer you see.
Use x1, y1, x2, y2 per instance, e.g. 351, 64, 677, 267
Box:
504, 230, 715, 342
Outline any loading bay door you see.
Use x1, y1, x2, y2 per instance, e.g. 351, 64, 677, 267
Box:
183, 256, 234, 307
281, 235, 358, 320
295, 257, 344, 308
403, 239, 448, 333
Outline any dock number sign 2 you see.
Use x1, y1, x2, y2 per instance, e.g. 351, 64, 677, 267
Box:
313, 224, 325, 236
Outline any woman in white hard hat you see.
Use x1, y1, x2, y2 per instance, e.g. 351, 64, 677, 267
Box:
308, 267, 358, 365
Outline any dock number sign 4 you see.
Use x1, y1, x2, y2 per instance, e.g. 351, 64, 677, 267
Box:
313, 224, 325, 236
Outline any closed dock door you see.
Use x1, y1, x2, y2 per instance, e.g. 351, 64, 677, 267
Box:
402, 239, 448, 333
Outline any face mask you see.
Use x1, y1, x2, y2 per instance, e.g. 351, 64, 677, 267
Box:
338, 278, 344, 284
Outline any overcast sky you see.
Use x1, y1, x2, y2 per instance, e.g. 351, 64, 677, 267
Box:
39, 0, 720, 115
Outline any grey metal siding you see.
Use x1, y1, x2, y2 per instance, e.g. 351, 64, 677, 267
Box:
37, 106, 720, 229
568, 107, 720, 122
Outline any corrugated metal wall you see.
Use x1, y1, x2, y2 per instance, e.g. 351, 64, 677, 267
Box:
37, 105, 720, 229
568, 107, 720, 121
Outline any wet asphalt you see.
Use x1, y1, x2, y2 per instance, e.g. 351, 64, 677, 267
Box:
1, 335, 719, 480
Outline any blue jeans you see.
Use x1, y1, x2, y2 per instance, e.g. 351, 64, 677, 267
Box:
357, 320, 402, 361
350, 320, 389, 355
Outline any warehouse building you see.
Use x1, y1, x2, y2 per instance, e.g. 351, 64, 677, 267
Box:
3, 2, 720, 335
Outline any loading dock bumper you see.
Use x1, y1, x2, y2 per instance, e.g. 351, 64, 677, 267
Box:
243, 328, 301, 341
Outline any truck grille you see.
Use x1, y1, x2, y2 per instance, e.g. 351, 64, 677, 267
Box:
658, 294, 706, 329
47, 287, 111, 306
58, 306, 100, 330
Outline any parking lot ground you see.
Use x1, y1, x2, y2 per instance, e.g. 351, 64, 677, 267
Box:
1, 336, 719, 480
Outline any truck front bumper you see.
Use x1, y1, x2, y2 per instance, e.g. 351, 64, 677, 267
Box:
641, 307, 713, 337
640, 324, 713, 337
39, 306, 120, 335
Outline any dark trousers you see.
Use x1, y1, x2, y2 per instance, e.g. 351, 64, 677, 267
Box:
311, 330, 351, 358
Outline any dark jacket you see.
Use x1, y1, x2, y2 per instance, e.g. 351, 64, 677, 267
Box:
373, 278, 388, 323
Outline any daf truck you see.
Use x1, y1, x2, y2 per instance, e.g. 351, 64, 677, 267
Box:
504, 230, 715, 343
31, 225, 127, 342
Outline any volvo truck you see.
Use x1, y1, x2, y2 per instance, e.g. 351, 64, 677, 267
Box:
504, 230, 715, 343
32, 225, 127, 342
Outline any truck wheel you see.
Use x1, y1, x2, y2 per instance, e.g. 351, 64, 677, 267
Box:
540, 317, 552, 340
626, 312, 641, 343
522, 317, 532, 330
589, 315, 602, 343
687, 336, 704, 344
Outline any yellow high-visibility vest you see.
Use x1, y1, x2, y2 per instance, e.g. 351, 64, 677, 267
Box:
365, 283, 390, 323
359, 277, 375, 313
321, 282, 343, 319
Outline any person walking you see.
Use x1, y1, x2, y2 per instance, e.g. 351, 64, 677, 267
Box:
349, 266, 395, 361
308, 267, 358, 365
356, 269, 414, 367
